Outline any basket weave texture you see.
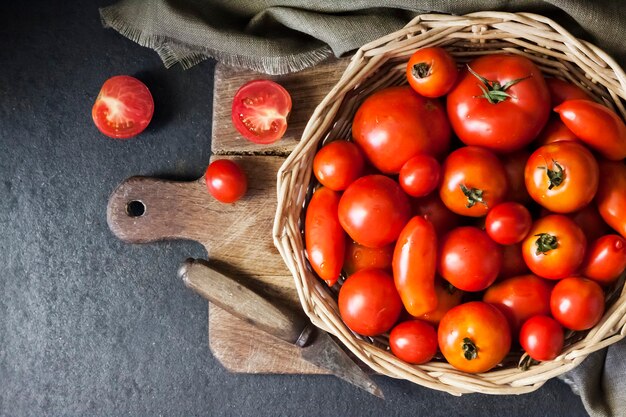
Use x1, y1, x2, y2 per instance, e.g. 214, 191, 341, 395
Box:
273, 12, 626, 395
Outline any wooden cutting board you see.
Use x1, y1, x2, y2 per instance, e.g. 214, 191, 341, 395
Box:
107, 57, 350, 374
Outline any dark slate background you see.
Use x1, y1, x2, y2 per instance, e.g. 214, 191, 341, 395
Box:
0, 1, 589, 416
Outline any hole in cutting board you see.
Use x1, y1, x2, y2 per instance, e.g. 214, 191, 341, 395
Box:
126, 200, 145, 217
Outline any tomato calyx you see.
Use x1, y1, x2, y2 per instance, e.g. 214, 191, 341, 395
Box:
462, 337, 478, 360
467, 65, 531, 104
460, 184, 487, 208
412, 62, 432, 79
535, 233, 558, 255
539, 159, 565, 190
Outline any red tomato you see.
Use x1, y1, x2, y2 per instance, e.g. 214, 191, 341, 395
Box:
438, 301, 511, 373
338, 175, 411, 248
485, 202, 532, 245
406, 47, 458, 98
231, 80, 292, 144
447, 54, 550, 152
567, 204, 610, 242
522, 215, 586, 280
596, 160, 626, 239
581, 235, 626, 285
352, 86, 451, 173
411, 194, 463, 235
500, 243, 530, 279
399, 154, 441, 197
483, 274, 553, 336
438, 226, 503, 292
313, 141, 365, 191
415, 278, 464, 325
519, 316, 564, 361
525, 141, 599, 213
546, 78, 591, 107
343, 240, 393, 276
550, 277, 605, 331
501, 151, 532, 205
555, 99, 626, 160
389, 320, 438, 364
439, 146, 508, 217
304, 187, 345, 285
393, 217, 437, 316
92, 75, 154, 139
205, 159, 247, 203
535, 116, 580, 147
338, 269, 402, 336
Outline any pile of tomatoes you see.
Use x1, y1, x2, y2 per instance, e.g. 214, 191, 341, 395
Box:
304, 47, 626, 373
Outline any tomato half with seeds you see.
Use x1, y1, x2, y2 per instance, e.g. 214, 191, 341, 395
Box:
550, 277, 605, 331
92, 75, 154, 139
406, 47, 458, 98
581, 235, 626, 285
389, 320, 438, 364
231, 80, 292, 144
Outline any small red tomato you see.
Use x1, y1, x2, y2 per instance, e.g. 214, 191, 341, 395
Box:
485, 202, 532, 245
499, 243, 530, 279
438, 226, 503, 292
343, 240, 393, 276
519, 316, 564, 361
205, 159, 247, 203
399, 154, 441, 197
534, 116, 580, 147
411, 193, 463, 236
389, 320, 438, 364
338, 269, 402, 336
415, 278, 464, 325
231, 80, 292, 144
545, 78, 591, 107
550, 277, 605, 331
313, 141, 365, 191
501, 150, 532, 205
92, 75, 154, 139
581, 235, 626, 285
406, 47, 458, 98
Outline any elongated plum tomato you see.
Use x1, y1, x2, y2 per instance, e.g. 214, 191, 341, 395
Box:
352, 86, 451, 173
92, 75, 154, 139
231, 80, 292, 144
414, 278, 464, 325
550, 277, 605, 331
389, 320, 438, 364
399, 154, 441, 197
596, 160, 626, 239
304, 187, 345, 286
313, 141, 365, 191
205, 159, 247, 203
519, 316, 564, 361
343, 240, 393, 276
581, 235, 626, 285
485, 202, 532, 245
406, 47, 458, 98
545, 77, 591, 108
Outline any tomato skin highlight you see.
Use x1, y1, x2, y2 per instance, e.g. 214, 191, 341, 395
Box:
393, 217, 438, 317
343, 240, 393, 276
485, 202, 532, 245
519, 316, 564, 361
205, 159, 248, 203
596, 160, 626, 239
550, 277, 605, 331
406, 47, 458, 98
389, 320, 438, 364
304, 187, 345, 285
581, 235, 626, 285
399, 154, 441, 197
313, 141, 365, 191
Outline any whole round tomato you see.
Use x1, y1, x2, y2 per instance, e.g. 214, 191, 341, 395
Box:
522, 215, 586, 280
447, 54, 550, 152
92, 75, 154, 139
501, 150, 532, 205
534, 116, 580, 147
338, 268, 402, 336
352, 86, 451, 173
596, 160, 626, 239
205, 159, 247, 203
485, 202, 532, 245
415, 277, 464, 325
499, 243, 530, 279
231, 79, 292, 144
406, 47, 458, 98
519, 316, 564, 361
411, 193, 463, 235
483, 274, 553, 335
338, 175, 411, 248
389, 320, 438, 364
438, 226, 503, 291
545, 78, 591, 108
567, 204, 610, 242
581, 235, 626, 285
525, 141, 599, 213
439, 146, 508, 217
343, 240, 393, 276
313, 140, 365, 191
399, 154, 441, 197
438, 301, 511, 373
550, 277, 605, 331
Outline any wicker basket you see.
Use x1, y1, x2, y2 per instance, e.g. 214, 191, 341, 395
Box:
273, 12, 626, 395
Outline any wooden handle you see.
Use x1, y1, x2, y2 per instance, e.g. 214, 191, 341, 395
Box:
179, 259, 312, 346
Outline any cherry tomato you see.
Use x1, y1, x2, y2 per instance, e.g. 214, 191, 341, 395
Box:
439, 146, 508, 217
313, 140, 365, 191
205, 159, 247, 203
525, 141, 599, 213
304, 187, 345, 285
535, 116, 580, 147
501, 151, 532, 205
389, 320, 438, 364
352, 86, 451, 173
567, 204, 610, 242
596, 160, 626, 239
545, 78, 591, 107
519, 316, 564, 361
550, 277, 605, 331
447, 54, 550, 152
485, 202, 532, 245
555, 99, 626, 160
483, 274, 553, 336
438, 226, 503, 292
399, 154, 441, 197
411, 193, 463, 235
92, 75, 154, 139
338, 175, 411, 248
581, 235, 626, 285
438, 301, 511, 373
499, 243, 530, 279
522, 215, 586, 280
231, 80, 292, 144
406, 47, 458, 98
343, 240, 393, 276
415, 278, 464, 325
393, 217, 437, 316
338, 268, 402, 336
